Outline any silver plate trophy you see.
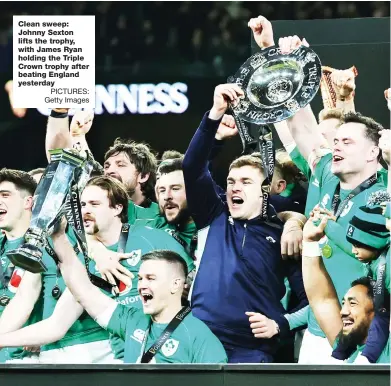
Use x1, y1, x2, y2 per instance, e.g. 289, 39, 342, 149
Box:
227, 45, 321, 219
228, 45, 322, 126
7, 149, 86, 273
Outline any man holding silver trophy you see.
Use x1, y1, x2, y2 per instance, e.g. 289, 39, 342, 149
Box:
0, 12, 388, 365
246, 16, 389, 364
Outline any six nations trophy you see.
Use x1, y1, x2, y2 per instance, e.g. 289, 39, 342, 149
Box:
227, 44, 322, 219
6, 147, 113, 293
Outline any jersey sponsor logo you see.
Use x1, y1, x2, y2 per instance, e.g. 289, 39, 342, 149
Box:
321, 194, 330, 207
340, 202, 354, 217
117, 294, 140, 306
266, 236, 276, 243
126, 249, 142, 267
8, 268, 25, 293
131, 328, 146, 344
161, 338, 179, 357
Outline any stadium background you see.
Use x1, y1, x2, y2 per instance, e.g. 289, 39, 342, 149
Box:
0, 1, 389, 187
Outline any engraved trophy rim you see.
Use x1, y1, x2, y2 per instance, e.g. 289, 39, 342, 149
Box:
228, 45, 322, 125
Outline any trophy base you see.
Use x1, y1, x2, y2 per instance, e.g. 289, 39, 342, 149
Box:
7, 244, 47, 273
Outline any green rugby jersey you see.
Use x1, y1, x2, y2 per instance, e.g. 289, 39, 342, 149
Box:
89, 224, 195, 359
0, 236, 43, 362
41, 228, 109, 352
347, 339, 390, 364
309, 155, 386, 337
107, 304, 227, 363
288, 146, 332, 217
364, 248, 390, 294
127, 200, 197, 252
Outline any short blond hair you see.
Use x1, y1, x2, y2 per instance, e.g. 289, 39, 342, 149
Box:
229, 152, 264, 175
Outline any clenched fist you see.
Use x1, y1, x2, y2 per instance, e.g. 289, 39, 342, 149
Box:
248, 15, 274, 49
245, 311, 279, 339
331, 69, 356, 101
209, 84, 244, 121
70, 109, 94, 137
215, 114, 238, 141
278, 36, 309, 55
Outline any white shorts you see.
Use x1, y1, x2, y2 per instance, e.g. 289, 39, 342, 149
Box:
298, 329, 333, 364
39, 340, 119, 364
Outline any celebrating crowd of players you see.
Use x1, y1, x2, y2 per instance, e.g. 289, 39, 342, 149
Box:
0, 16, 389, 365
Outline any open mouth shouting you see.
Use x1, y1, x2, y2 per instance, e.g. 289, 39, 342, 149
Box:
231, 196, 244, 208
332, 154, 344, 164
140, 291, 154, 306
0, 209, 7, 221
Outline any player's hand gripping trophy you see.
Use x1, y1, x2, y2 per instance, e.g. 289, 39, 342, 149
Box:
7, 147, 89, 273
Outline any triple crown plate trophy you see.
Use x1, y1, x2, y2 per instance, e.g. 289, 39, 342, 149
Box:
7, 148, 113, 292
227, 45, 322, 219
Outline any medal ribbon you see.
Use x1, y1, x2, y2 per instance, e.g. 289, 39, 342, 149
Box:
139, 306, 191, 363
331, 174, 377, 219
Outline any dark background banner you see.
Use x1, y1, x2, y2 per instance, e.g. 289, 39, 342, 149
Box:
0, 17, 389, 188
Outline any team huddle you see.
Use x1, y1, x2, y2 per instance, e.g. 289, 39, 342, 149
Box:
0, 16, 389, 365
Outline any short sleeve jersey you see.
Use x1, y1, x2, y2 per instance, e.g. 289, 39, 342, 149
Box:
41, 228, 109, 351
89, 224, 195, 359
107, 304, 227, 363
0, 236, 43, 362
127, 200, 197, 255
308, 155, 387, 336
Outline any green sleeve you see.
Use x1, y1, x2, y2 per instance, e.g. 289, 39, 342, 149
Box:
313, 153, 334, 187
127, 200, 160, 225
193, 328, 228, 363
324, 220, 354, 256
107, 304, 145, 341
377, 338, 390, 363
289, 146, 312, 180
284, 305, 309, 330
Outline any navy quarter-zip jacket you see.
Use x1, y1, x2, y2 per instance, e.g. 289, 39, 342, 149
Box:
183, 112, 308, 355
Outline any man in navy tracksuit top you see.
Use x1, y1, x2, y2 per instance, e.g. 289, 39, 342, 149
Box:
183, 84, 308, 363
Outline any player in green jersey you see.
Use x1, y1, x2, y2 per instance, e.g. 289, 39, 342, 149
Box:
46, 108, 158, 210
302, 211, 389, 364
0, 169, 42, 363
0, 170, 112, 364
0, 176, 195, 363
89, 158, 198, 296
49, 216, 227, 364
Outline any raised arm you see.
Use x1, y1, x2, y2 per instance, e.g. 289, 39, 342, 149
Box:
45, 108, 72, 162
183, 84, 244, 228
0, 272, 41, 334
51, 222, 116, 322
302, 211, 342, 346
69, 109, 94, 154
0, 289, 83, 348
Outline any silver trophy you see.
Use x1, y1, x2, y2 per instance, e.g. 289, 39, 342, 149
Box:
7, 149, 87, 273
228, 45, 322, 128
227, 45, 322, 218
